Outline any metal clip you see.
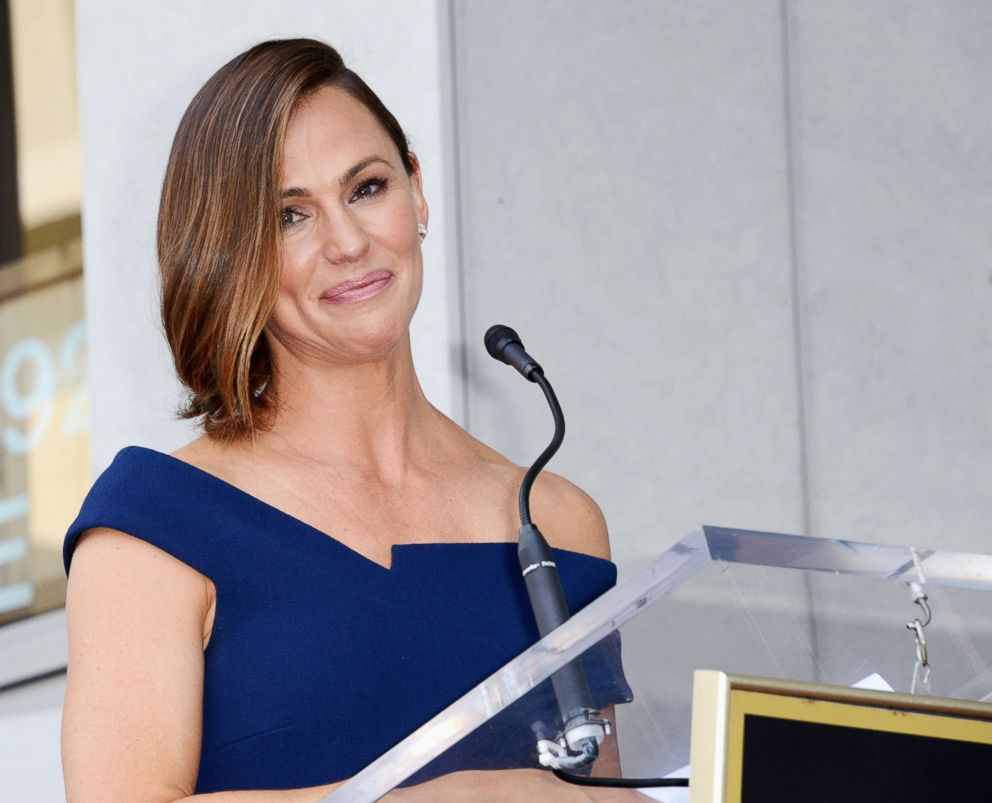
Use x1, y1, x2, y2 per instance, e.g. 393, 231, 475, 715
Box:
911, 659, 932, 696
905, 555, 933, 695
535, 713, 612, 770
906, 617, 928, 667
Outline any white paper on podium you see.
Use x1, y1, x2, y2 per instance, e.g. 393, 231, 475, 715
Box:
850, 672, 895, 693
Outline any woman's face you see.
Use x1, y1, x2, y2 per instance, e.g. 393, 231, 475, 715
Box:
267, 86, 428, 367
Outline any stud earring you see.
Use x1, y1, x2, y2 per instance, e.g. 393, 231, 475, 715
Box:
417, 223, 428, 242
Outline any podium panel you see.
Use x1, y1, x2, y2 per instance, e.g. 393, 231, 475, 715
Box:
326, 527, 992, 801
690, 671, 992, 802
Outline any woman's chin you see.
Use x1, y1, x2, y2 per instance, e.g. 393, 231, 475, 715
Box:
330, 321, 412, 365
271, 294, 419, 367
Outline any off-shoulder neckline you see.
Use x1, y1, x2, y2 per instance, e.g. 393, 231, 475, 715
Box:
119, 445, 615, 573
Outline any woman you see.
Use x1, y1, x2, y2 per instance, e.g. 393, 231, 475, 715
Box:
61, 38, 628, 800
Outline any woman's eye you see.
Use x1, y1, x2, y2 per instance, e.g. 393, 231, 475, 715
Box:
280, 207, 307, 230
351, 177, 388, 202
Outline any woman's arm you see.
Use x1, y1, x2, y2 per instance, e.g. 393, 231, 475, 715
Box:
170, 784, 342, 801
63, 527, 229, 802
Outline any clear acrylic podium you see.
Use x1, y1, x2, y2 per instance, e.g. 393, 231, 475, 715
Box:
325, 526, 992, 801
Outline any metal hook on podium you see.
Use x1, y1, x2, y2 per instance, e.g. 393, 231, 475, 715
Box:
905, 548, 932, 695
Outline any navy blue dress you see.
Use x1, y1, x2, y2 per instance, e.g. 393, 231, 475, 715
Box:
63, 446, 630, 793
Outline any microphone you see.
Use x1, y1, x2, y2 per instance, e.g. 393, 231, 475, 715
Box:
484, 324, 607, 770
484, 324, 542, 381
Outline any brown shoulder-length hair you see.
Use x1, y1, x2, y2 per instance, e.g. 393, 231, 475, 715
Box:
158, 38, 414, 442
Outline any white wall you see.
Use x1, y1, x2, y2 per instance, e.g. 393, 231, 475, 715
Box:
0, 672, 66, 801
0, 608, 67, 801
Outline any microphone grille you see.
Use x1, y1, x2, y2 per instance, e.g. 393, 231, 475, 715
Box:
484, 324, 521, 360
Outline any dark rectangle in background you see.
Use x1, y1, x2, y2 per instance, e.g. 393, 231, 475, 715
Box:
741, 713, 991, 802
0, 0, 21, 264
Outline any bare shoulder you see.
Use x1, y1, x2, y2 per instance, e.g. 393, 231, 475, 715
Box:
71, 525, 216, 647
528, 470, 612, 561
446, 418, 612, 560
168, 435, 251, 499
169, 433, 228, 473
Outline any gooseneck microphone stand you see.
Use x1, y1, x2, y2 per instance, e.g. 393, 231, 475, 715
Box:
484, 324, 690, 792
484, 325, 608, 770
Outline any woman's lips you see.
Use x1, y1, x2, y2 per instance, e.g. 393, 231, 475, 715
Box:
320, 269, 393, 303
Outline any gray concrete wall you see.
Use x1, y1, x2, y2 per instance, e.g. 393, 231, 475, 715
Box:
789, 1, 992, 550
452, 0, 992, 571
452, 0, 806, 571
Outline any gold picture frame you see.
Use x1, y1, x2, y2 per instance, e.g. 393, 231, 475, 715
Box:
689, 670, 992, 803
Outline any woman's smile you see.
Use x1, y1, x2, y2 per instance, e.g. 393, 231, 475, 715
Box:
319, 268, 394, 304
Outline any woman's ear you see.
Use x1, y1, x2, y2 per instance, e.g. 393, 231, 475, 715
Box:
407, 151, 429, 231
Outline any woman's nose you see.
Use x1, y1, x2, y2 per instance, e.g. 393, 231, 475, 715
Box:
321, 211, 370, 265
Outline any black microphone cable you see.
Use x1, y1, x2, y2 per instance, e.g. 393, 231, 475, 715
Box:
518, 370, 562, 528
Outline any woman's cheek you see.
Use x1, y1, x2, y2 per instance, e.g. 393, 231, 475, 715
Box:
280, 236, 319, 287
377, 198, 419, 250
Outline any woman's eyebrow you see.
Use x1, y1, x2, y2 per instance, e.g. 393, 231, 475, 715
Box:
280, 155, 392, 199
339, 155, 391, 185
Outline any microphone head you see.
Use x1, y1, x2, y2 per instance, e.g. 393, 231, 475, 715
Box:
484, 324, 522, 361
